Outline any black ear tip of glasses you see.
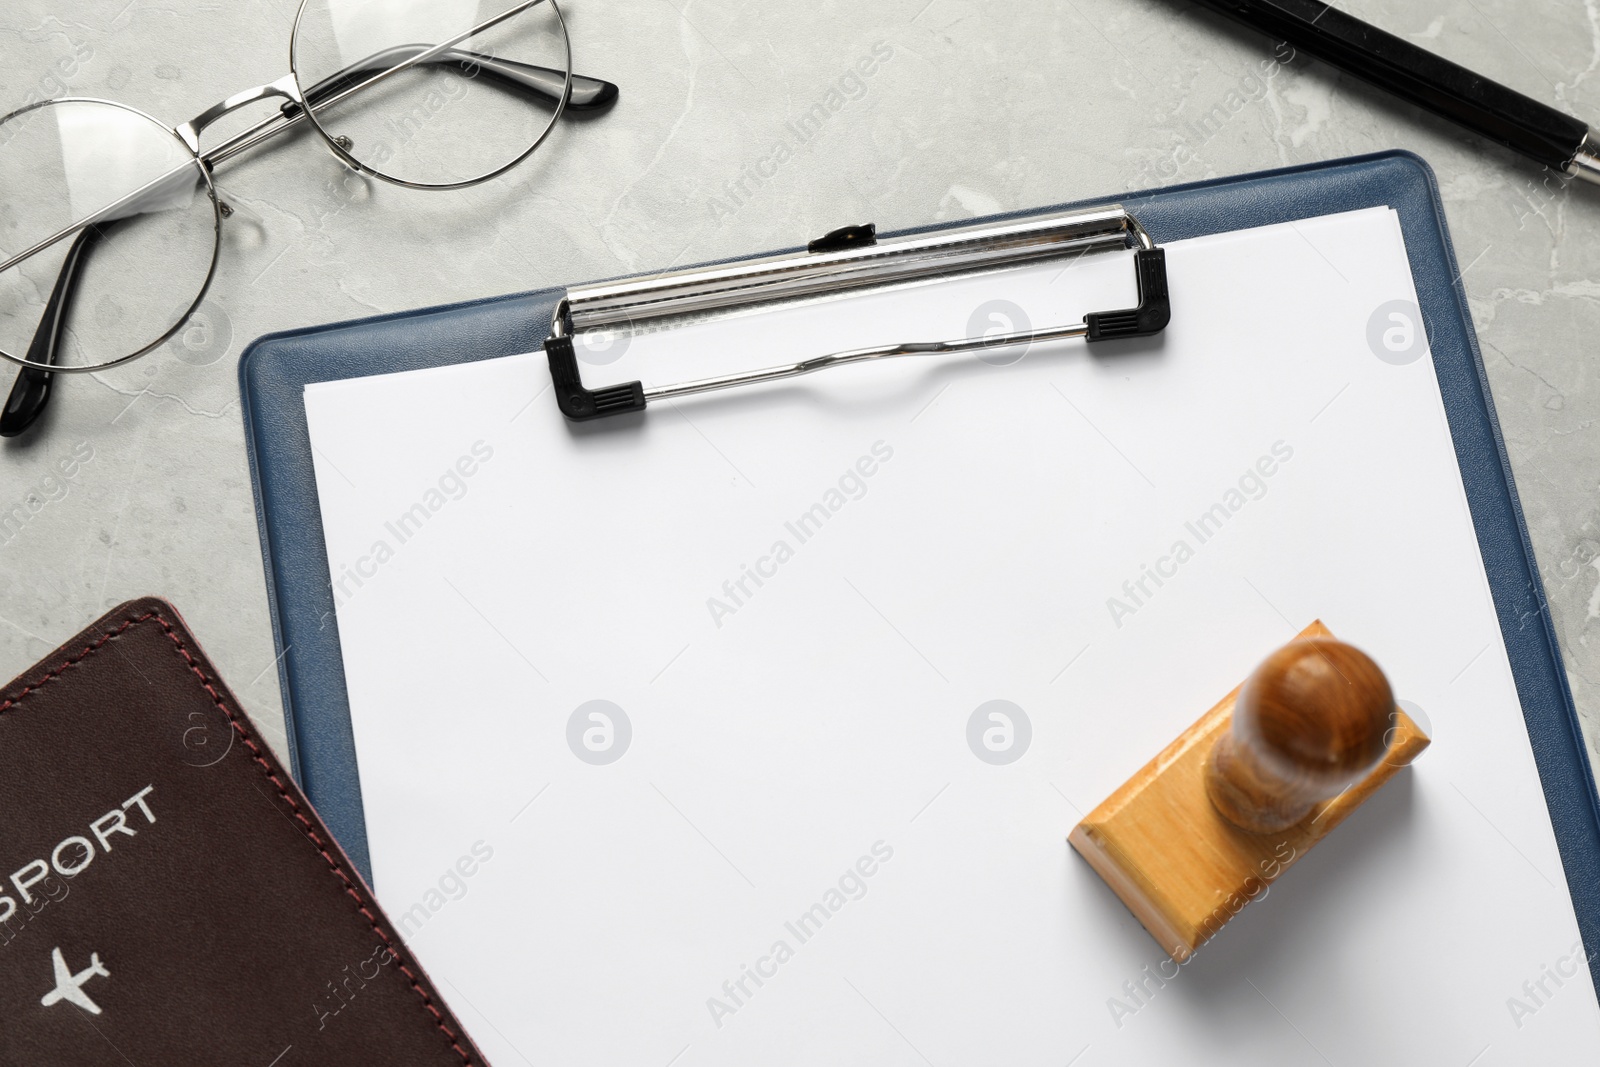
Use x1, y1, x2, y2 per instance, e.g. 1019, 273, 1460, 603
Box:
0, 367, 52, 439
569, 77, 620, 113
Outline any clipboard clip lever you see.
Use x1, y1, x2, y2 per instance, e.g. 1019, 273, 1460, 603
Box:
544, 206, 1169, 421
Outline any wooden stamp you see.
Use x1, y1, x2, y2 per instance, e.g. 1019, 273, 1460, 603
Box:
1069, 621, 1430, 960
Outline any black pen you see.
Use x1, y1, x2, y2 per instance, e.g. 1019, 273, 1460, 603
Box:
1187, 0, 1600, 182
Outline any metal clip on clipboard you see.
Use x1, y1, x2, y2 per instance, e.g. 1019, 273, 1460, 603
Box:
542, 206, 1171, 421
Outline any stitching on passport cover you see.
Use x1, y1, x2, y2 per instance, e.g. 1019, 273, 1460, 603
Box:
0, 609, 475, 1066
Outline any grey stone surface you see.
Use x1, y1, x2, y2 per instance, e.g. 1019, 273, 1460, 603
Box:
1, 0, 1597, 781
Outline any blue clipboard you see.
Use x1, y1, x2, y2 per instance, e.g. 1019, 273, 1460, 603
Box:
240, 151, 1600, 988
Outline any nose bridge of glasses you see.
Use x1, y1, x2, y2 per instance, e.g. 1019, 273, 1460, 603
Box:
174, 74, 304, 154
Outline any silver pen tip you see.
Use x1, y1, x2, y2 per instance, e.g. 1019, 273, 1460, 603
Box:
1566, 129, 1600, 185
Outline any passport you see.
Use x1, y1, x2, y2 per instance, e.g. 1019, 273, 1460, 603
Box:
0, 598, 486, 1066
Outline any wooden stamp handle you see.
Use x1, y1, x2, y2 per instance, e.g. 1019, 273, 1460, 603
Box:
1204, 637, 1394, 834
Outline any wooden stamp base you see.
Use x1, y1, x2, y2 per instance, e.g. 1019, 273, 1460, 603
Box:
1068, 621, 1431, 960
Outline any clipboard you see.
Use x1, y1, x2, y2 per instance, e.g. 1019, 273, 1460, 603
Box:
240, 151, 1600, 996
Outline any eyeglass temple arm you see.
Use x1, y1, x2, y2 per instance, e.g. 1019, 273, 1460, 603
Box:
288, 44, 617, 116
0, 225, 104, 438
199, 46, 616, 173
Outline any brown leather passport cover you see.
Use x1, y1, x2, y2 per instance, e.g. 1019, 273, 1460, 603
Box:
0, 598, 486, 1066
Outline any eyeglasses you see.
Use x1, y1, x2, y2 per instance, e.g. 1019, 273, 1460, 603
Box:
0, 0, 617, 437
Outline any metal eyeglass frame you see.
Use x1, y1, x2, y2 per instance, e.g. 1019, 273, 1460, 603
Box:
0, 0, 618, 436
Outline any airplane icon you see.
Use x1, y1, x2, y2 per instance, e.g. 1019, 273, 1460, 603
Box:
39, 947, 109, 1015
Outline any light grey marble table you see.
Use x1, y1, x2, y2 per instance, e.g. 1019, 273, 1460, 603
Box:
1, 0, 1597, 779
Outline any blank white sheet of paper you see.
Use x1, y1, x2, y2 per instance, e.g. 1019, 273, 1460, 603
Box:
305, 206, 1600, 1066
